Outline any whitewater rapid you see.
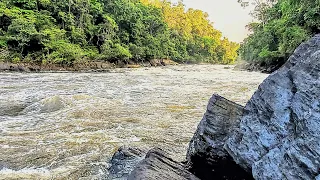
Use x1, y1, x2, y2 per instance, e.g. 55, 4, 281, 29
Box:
0, 65, 268, 179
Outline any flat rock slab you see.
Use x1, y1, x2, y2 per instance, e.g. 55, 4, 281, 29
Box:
108, 147, 146, 179
128, 148, 199, 180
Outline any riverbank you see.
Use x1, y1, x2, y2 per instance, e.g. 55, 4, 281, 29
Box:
0, 59, 179, 72
234, 60, 285, 74
1, 60, 272, 74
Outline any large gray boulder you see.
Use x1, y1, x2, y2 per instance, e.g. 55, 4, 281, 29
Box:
186, 94, 253, 179
128, 148, 199, 180
225, 35, 320, 179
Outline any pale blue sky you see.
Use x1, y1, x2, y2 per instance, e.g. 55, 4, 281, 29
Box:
171, 0, 253, 42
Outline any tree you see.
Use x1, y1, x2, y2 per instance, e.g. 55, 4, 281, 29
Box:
238, 0, 277, 24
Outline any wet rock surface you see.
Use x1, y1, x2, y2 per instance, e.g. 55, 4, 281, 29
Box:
225, 35, 320, 179
128, 148, 199, 180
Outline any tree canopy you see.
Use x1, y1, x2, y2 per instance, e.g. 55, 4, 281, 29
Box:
239, 0, 318, 68
0, 0, 239, 65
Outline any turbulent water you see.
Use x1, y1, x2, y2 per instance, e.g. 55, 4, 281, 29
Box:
0, 65, 268, 179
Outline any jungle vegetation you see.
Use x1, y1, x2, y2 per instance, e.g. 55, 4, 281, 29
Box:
239, 0, 319, 68
0, 0, 239, 65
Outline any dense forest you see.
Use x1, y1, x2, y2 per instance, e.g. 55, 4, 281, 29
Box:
239, 0, 319, 69
0, 0, 239, 65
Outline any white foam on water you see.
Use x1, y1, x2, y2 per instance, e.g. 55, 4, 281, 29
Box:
0, 167, 51, 179
1, 145, 10, 148
129, 136, 141, 142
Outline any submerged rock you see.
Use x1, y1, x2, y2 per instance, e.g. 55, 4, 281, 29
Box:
186, 94, 253, 180
22, 96, 65, 114
128, 148, 199, 180
225, 35, 320, 179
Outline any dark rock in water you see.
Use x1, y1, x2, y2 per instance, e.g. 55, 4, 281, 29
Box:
108, 147, 146, 179
187, 94, 253, 180
128, 148, 199, 180
0, 104, 27, 116
149, 59, 164, 67
225, 35, 320, 179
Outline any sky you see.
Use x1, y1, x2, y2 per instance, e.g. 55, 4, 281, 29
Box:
171, 0, 253, 42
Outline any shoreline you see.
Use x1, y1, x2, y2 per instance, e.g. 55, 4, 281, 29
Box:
0, 60, 270, 74
0, 61, 242, 73
0, 59, 179, 73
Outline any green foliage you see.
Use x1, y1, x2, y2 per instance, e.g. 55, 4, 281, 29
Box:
45, 40, 84, 63
239, 0, 316, 67
99, 40, 132, 60
0, 38, 6, 48
0, 0, 239, 65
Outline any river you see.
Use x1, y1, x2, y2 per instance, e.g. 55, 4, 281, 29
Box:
0, 65, 268, 179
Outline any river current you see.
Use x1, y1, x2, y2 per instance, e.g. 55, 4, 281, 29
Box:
0, 65, 268, 179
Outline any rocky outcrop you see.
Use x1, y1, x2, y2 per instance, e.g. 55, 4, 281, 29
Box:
186, 94, 253, 179
128, 148, 199, 180
234, 60, 285, 74
107, 147, 146, 179
0, 61, 114, 72
0, 62, 34, 72
225, 35, 320, 179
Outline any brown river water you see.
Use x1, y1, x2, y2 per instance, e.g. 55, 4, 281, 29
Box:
0, 65, 268, 179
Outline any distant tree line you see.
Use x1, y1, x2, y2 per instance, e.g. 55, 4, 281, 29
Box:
239, 0, 319, 69
0, 0, 239, 65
